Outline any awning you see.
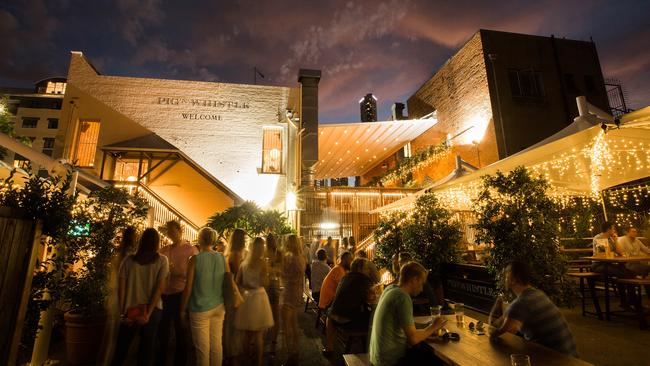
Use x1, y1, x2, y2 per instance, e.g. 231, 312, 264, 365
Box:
315, 118, 437, 179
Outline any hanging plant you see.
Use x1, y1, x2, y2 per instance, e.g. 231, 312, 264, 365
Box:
379, 142, 450, 186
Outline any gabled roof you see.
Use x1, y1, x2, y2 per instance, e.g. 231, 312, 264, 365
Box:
103, 134, 243, 203
315, 118, 438, 179
102, 133, 177, 152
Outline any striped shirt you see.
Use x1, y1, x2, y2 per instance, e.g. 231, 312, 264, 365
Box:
506, 288, 578, 357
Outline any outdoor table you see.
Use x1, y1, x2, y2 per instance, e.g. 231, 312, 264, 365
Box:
560, 248, 593, 254
581, 255, 650, 320
415, 315, 593, 366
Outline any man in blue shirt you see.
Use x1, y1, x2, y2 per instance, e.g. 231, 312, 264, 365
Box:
489, 261, 578, 357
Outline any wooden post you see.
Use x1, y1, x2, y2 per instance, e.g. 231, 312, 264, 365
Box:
0, 208, 42, 366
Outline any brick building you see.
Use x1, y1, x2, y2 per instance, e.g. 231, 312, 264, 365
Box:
363, 29, 610, 186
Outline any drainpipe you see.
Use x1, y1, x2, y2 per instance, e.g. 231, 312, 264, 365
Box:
487, 53, 509, 158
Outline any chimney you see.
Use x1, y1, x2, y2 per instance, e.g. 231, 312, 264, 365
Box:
298, 69, 321, 188
391, 102, 406, 120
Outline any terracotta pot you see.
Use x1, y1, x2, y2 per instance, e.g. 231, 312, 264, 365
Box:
64, 312, 107, 365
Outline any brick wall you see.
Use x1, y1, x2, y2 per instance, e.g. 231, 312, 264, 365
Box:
62, 52, 299, 209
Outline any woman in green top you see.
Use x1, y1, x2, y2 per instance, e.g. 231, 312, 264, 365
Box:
180, 227, 227, 366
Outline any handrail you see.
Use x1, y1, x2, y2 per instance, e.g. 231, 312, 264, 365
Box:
136, 184, 199, 241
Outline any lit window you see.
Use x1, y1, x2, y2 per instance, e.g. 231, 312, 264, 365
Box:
13, 153, 30, 169
45, 82, 66, 94
22, 117, 38, 128
74, 120, 100, 167
113, 159, 148, 183
262, 127, 282, 173
47, 118, 59, 129
42, 137, 55, 157
403, 142, 412, 158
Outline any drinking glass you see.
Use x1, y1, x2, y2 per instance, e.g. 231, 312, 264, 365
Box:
454, 303, 464, 324
430, 305, 442, 322
510, 354, 531, 366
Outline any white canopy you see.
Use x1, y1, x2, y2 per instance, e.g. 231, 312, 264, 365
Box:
375, 104, 650, 213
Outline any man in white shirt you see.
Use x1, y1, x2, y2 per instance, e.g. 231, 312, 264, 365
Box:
618, 226, 650, 277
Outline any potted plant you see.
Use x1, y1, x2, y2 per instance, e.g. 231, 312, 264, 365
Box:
473, 166, 573, 305
62, 187, 147, 364
207, 201, 294, 240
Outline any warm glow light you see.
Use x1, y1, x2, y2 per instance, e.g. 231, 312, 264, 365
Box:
319, 222, 340, 230
286, 191, 297, 211
460, 112, 490, 145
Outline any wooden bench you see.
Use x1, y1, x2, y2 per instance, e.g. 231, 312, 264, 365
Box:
337, 327, 369, 354
343, 353, 370, 366
617, 278, 650, 329
568, 259, 592, 272
568, 272, 603, 320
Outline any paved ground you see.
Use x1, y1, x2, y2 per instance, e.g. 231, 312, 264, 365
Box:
42, 296, 650, 365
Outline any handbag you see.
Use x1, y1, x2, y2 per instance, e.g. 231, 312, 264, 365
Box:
223, 255, 244, 308
126, 304, 148, 322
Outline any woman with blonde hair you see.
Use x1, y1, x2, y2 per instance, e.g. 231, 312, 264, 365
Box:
223, 228, 247, 364
234, 237, 274, 366
180, 227, 227, 366
265, 233, 283, 356
280, 234, 306, 363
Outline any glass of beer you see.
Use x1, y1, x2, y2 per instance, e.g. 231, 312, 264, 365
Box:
454, 303, 464, 324
430, 305, 442, 322
510, 354, 531, 366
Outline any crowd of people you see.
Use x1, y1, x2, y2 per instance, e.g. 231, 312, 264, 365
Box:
104, 220, 646, 366
106, 221, 314, 366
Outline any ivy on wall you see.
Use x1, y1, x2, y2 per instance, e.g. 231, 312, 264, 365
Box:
377, 142, 450, 187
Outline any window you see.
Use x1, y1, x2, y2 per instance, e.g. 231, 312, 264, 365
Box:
584, 75, 597, 94
261, 127, 282, 173
564, 74, 579, 94
403, 142, 412, 158
42, 138, 55, 156
47, 118, 59, 129
508, 70, 545, 98
13, 153, 30, 169
22, 117, 38, 128
113, 159, 148, 183
74, 120, 100, 167
45, 82, 66, 94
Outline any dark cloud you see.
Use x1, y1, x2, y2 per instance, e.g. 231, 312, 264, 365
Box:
0, 0, 648, 121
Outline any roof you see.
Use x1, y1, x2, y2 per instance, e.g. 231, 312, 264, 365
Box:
102, 133, 243, 203
315, 118, 437, 179
103, 133, 178, 152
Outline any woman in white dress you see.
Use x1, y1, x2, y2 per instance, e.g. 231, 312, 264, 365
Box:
234, 237, 274, 366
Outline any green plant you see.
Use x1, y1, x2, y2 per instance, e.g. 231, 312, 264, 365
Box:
472, 166, 573, 305
401, 193, 462, 277
62, 187, 148, 316
0, 171, 147, 349
373, 210, 408, 270
207, 201, 294, 240
0, 172, 76, 349
377, 142, 450, 187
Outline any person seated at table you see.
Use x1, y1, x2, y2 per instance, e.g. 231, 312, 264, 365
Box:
618, 226, 650, 277
369, 262, 447, 366
323, 258, 375, 355
310, 249, 330, 303
356, 250, 380, 284
318, 251, 353, 310
591, 221, 636, 308
391, 252, 442, 314
488, 261, 578, 357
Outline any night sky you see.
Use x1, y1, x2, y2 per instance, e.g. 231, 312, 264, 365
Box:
1, 0, 648, 123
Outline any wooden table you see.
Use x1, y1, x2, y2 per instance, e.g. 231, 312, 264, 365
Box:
581, 255, 650, 320
415, 315, 593, 366
561, 248, 593, 254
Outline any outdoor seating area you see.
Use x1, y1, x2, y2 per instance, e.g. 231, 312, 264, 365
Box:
3, 3, 650, 365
